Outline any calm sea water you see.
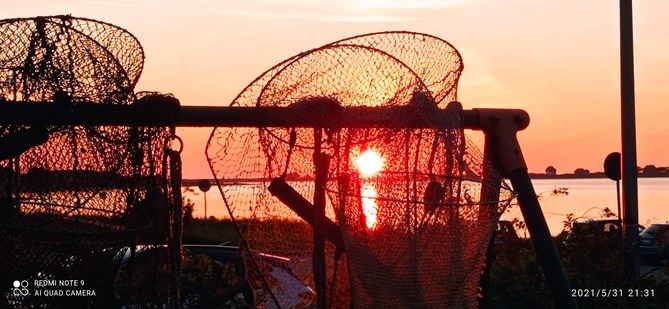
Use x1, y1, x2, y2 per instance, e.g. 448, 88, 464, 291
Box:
506, 178, 669, 235
183, 178, 669, 236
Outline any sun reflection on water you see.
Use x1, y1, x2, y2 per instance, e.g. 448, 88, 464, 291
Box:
357, 149, 384, 229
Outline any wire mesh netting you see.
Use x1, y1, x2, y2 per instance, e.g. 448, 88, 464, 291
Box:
0, 16, 176, 307
207, 31, 515, 308
0, 16, 519, 307
326, 103, 513, 307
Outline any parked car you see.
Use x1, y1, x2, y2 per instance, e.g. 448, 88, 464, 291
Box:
563, 218, 644, 245
114, 244, 315, 308
639, 223, 669, 261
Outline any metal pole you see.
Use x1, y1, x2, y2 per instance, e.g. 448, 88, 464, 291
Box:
620, 0, 640, 279
198, 179, 212, 231
312, 129, 329, 309
0, 101, 492, 129
506, 169, 577, 309
616, 180, 622, 223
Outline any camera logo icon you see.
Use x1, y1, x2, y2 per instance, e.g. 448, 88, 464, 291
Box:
12, 280, 29, 297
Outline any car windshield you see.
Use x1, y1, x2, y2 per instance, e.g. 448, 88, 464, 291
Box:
641, 224, 669, 236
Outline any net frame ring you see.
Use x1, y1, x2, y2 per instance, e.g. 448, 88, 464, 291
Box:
165, 134, 183, 154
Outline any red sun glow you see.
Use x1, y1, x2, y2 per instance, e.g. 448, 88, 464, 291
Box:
357, 149, 384, 177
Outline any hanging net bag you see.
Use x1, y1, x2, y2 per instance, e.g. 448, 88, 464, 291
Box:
0, 16, 174, 307
208, 31, 515, 308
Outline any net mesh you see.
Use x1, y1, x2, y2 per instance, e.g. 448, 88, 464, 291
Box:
207, 31, 514, 308
0, 16, 173, 307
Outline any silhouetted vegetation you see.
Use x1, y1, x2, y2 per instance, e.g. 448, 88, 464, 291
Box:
181, 189, 669, 308
485, 211, 669, 309
182, 217, 241, 245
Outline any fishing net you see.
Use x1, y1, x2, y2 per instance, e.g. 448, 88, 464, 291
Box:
0, 16, 175, 307
207, 31, 515, 308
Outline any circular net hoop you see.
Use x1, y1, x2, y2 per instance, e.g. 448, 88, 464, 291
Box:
327, 31, 464, 106
208, 31, 514, 308
0, 15, 144, 104
0, 16, 172, 304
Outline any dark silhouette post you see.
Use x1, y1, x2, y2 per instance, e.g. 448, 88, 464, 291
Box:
620, 0, 640, 279
312, 129, 329, 309
198, 179, 211, 230
604, 152, 622, 223
267, 178, 346, 251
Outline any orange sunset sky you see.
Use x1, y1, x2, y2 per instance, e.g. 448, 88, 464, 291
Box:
4, 0, 669, 179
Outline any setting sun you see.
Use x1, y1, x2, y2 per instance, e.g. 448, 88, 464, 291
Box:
357, 149, 384, 177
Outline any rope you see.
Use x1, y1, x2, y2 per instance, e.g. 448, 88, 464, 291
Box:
281, 129, 297, 179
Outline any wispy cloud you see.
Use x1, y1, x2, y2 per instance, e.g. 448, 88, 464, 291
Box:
87, 0, 482, 23
345, 0, 491, 10
87, 1, 181, 12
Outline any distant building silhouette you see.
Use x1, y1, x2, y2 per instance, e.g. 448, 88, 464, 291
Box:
642, 165, 660, 176
545, 166, 557, 176
574, 168, 590, 175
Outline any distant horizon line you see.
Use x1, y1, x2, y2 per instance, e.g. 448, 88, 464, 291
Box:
182, 172, 669, 186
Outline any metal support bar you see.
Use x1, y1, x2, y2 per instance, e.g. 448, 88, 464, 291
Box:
312, 131, 329, 309
0, 100, 485, 129
507, 169, 576, 308
472, 109, 577, 309
267, 178, 345, 251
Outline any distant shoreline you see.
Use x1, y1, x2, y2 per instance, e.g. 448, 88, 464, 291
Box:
528, 172, 669, 179
182, 173, 669, 186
